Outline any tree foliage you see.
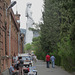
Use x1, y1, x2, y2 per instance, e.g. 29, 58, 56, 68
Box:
40, 0, 75, 71
40, 0, 60, 54
24, 43, 32, 53
32, 36, 45, 60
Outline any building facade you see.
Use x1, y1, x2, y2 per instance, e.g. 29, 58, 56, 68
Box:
20, 28, 26, 44
10, 9, 20, 58
20, 33, 25, 53
0, 0, 11, 74
0, 0, 20, 74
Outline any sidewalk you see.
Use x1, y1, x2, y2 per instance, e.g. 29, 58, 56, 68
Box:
33, 60, 74, 75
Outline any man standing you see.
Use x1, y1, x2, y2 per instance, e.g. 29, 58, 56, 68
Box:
19, 58, 24, 75
50, 55, 55, 68
46, 54, 50, 68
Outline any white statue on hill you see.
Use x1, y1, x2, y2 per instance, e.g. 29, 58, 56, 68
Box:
25, 2, 34, 44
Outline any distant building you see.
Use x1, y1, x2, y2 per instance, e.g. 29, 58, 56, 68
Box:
19, 32, 25, 53
20, 28, 26, 44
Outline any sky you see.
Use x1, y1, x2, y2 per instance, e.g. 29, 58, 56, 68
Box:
11, 0, 44, 29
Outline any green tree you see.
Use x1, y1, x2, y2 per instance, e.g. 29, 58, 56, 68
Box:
32, 36, 45, 60
41, 0, 60, 53
58, 0, 75, 71
40, 0, 61, 63
40, 0, 75, 71
24, 43, 32, 53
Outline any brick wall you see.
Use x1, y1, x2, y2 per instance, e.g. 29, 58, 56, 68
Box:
0, 0, 6, 73
0, 0, 20, 74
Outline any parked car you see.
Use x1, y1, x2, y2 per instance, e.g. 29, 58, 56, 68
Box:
18, 53, 33, 67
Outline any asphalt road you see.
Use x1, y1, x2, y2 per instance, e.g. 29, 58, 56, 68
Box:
33, 60, 74, 75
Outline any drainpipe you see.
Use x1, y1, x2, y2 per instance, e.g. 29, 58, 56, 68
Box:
9, 13, 11, 66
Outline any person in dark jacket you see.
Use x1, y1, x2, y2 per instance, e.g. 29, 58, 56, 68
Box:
46, 54, 50, 68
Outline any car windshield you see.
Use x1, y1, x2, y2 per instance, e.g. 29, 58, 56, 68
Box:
22, 56, 31, 61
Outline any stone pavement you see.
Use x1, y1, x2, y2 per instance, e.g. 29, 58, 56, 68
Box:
33, 60, 74, 75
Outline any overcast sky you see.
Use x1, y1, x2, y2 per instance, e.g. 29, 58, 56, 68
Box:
11, 0, 44, 29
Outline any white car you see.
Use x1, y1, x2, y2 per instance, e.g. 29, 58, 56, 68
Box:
18, 53, 33, 67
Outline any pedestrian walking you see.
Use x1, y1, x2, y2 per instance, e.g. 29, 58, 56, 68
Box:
46, 54, 50, 68
33, 55, 37, 63
50, 55, 55, 68
19, 58, 24, 75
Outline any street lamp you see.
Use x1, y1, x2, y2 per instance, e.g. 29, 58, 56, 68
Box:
6, 1, 16, 16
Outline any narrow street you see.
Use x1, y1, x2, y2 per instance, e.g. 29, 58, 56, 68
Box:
33, 60, 74, 75
0, 0, 75, 74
